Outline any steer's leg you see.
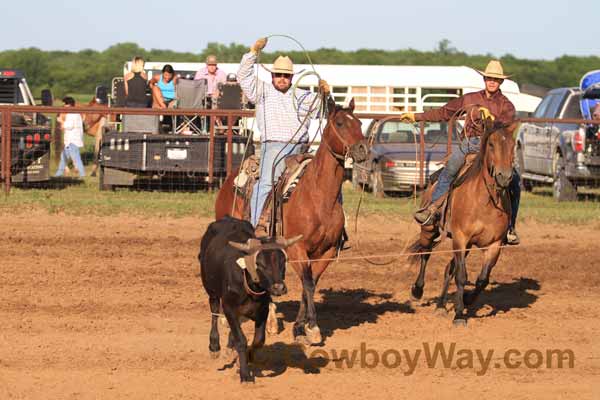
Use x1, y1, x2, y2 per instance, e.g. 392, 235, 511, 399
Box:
222, 302, 253, 383
208, 296, 221, 358
249, 299, 269, 364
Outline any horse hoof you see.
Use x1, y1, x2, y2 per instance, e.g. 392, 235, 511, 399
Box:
410, 285, 424, 301
435, 307, 448, 317
453, 318, 467, 327
305, 324, 322, 345
210, 351, 220, 359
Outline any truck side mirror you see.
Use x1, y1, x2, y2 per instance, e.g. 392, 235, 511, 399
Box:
41, 89, 53, 106
95, 85, 109, 105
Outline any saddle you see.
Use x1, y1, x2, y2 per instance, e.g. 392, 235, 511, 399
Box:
232, 153, 314, 237
429, 153, 511, 239
427, 153, 478, 237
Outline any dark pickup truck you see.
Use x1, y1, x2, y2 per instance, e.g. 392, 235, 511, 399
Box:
516, 86, 600, 201
0, 69, 52, 183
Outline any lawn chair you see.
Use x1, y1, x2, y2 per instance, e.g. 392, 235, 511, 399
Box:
173, 78, 207, 134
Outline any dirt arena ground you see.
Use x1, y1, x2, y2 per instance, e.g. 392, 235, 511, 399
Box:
1, 212, 599, 399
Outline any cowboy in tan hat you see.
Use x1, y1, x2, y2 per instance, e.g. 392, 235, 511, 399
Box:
400, 60, 521, 244
237, 37, 330, 233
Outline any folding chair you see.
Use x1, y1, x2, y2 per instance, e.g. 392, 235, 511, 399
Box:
173, 78, 207, 134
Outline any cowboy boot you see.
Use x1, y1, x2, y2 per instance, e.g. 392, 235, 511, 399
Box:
414, 196, 445, 226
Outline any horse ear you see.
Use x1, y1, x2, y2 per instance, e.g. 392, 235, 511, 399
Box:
327, 96, 336, 117
506, 121, 520, 137
484, 116, 495, 132
348, 98, 355, 113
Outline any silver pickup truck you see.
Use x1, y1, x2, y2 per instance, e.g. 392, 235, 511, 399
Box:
516, 87, 600, 201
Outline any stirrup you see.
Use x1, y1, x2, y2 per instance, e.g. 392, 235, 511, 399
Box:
414, 206, 437, 226
255, 223, 268, 238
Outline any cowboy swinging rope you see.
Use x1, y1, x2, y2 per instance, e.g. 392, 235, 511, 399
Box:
230, 33, 326, 216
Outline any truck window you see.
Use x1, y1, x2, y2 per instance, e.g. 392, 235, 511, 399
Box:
533, 94, 554, 118
561, 94, 582, 119
543, 93, 566, 118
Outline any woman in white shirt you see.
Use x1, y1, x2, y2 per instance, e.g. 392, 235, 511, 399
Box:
55, 96, 86, 177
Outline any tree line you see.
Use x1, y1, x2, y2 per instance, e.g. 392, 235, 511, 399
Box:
0, 41, 598, 98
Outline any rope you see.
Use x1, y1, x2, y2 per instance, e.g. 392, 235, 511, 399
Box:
288, 241, 531, 265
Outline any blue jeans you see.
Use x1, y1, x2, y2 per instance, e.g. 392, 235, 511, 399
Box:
431, 137, 480, 203
55, 143, 85, 177
251, 141, 302, 226
509, 168, 521, 231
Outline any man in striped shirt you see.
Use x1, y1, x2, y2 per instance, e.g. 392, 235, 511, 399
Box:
237, 37, 330, 230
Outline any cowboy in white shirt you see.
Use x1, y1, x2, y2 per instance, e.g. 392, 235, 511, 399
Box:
237, 37, 330, 231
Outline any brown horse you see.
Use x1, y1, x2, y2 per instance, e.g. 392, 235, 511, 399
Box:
407, 118, 518, 326
82, 98, 108, 176
215, 97, 368, 344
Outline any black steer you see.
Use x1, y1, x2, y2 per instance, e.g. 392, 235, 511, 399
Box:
198, 216, 301, 383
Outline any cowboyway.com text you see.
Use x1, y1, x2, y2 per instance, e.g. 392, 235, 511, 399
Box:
253, 342, 575, 376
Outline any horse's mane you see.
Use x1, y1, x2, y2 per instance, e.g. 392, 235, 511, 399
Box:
454, 121, 509, 186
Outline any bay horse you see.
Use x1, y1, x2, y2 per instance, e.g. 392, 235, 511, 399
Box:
407, 118, 518, 326
82, 98, 108, 176
215, 97, 368, 344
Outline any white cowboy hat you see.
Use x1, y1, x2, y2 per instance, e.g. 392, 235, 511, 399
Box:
271, 56, 294, 75
477, 60, 511, 79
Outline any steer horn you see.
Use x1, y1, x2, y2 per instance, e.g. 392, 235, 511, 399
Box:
228, 238, 262, 253
275, 234, 304, 248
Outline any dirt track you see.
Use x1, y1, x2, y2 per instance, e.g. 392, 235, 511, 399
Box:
1, 212, 599, 399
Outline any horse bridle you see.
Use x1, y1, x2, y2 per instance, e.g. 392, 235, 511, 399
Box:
323, 114, 354, 162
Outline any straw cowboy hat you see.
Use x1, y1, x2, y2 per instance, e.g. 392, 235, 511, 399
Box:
271, 55, 294, 74
206, 55, 218, 65
477, 60, 511, 79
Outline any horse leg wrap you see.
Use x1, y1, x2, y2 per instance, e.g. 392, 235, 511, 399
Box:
266, 302, 279, 335
304, 324, 322, 345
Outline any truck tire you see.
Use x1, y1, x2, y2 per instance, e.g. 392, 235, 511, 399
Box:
552, 153, 576, 202
371, 163, 384, 198
99, 166, 114, 191
517, 146, 533, 192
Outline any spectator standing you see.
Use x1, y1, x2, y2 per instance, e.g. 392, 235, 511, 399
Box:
55, 96, 85, 177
